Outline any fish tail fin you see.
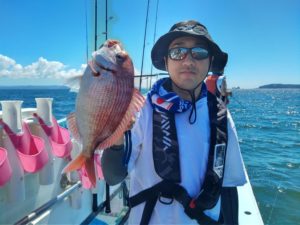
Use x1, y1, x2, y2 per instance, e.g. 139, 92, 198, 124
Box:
63, 153, 86, 173
85, 157, 96, 187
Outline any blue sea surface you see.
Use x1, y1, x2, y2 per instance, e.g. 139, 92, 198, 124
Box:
0, 88, 76, 119
0, 87, 299, 225
229, 89, 300, 225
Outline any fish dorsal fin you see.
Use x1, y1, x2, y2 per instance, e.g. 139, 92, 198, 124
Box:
96, 88, 145, 150
67, 112, 81, 141
64, 74, 83, 93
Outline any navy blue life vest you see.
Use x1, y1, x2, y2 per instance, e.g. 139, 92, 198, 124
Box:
128, 77, 231, 225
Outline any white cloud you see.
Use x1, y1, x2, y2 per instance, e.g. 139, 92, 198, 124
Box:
0, 54, 86, 80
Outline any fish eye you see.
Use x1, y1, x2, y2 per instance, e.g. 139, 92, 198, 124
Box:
116, 52, 126, 63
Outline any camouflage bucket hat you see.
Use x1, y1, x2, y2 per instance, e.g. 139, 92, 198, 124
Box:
151, 20, 228, 71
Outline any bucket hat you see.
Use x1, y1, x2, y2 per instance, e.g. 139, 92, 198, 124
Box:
151, 20, 228, 71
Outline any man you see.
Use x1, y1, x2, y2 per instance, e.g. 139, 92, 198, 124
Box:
102, 20, 246, 224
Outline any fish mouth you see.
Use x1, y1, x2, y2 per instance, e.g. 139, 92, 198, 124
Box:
89, 60, 117, 77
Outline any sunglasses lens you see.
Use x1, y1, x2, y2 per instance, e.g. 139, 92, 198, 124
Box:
191, 47, 209, 60
168, 48, 188, 60
168, 47, 209, 60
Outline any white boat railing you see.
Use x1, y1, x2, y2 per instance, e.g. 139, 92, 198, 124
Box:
0, 108, 130, 225
13, 180, 129, 225
14, 181, 82, 225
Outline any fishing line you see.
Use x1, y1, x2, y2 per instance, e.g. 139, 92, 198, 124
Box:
266, 179, 283, 225
230, 94, 247, 110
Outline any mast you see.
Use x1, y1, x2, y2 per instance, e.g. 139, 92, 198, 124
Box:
104, 0, 111, 214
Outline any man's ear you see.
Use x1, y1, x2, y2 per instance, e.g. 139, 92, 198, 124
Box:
209, 56, 214, 70
164, 57, 168, 71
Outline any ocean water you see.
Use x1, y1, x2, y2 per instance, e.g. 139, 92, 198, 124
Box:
0, 88, 76, 119
229, 89, 300, 225
0, 88, 299, 225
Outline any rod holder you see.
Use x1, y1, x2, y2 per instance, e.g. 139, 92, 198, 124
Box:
34, 98, 55, 185
35, 98, 53, 126
0, 100, 25, 202
0, 100, 23, 133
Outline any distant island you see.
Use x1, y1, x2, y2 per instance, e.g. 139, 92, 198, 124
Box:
259, 84, 300, 89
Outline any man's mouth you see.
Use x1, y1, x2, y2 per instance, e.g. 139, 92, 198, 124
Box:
180, 70, 196, 75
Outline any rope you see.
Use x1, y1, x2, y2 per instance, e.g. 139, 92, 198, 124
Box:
105, 0, 108, 40
94, 0, 98, 51
139, 0, 151, 91
150, 0, 160, 87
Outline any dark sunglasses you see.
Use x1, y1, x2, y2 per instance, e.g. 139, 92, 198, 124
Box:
168, 47, 209, 61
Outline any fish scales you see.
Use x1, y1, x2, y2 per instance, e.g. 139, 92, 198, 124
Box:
77, 77, 133, 158
97, 79, 131, 139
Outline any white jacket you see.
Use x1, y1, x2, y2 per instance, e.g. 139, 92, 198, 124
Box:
127, 97, 247, 224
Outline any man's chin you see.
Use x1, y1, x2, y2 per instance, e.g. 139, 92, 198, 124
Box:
176, 80, 202, 91
179, 83, 197, 91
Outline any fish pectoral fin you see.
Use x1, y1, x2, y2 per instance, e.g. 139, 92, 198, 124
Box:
96, 88, 145, 150
67, 112, 81, 141
63, 153, 86, 173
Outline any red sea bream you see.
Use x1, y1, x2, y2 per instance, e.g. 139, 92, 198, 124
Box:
64, 40, 144, 186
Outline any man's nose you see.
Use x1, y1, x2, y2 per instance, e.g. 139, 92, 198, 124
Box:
182, 51, 195, 65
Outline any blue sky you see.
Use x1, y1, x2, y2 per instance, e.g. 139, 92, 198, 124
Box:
0, 0, 299, 88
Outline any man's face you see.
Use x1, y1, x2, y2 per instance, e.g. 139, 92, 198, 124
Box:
166, 36, 210, 91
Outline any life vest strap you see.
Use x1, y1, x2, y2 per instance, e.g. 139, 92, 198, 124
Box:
129, 180, 221, 225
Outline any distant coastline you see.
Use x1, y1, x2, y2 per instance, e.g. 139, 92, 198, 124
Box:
1, 84, 299, 90
258, 84, 300, 89
0, 85, 69, 90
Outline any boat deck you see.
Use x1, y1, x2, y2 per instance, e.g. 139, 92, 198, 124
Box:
0, 107, 264, 225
